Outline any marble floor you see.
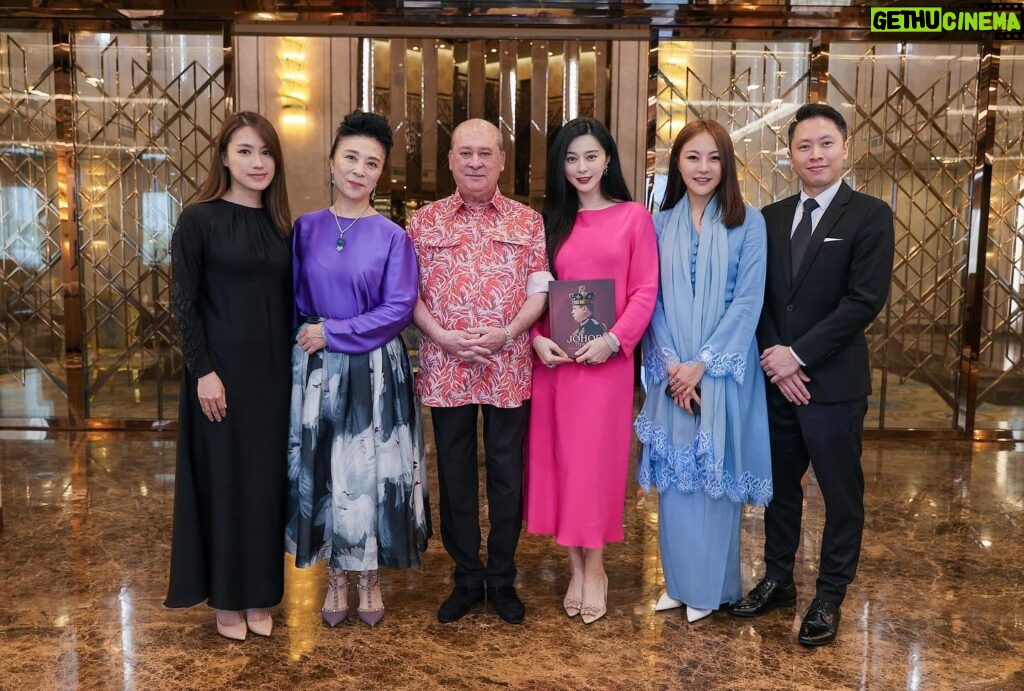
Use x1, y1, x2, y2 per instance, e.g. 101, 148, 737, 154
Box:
0, 427, 1022, 690
4, 364, 1024, 431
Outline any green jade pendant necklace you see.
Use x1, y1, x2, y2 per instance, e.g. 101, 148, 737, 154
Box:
332, 204, 370, 252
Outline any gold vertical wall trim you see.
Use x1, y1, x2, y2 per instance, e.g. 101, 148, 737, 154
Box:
867, 43, 890, 431
224, 24, 235, 114
468, 40, 485, 119
330, 36, 359, 130
610, 39, 650, 203
234, 36, 258, 113
595, 41, 608, 125
52, 21, 85, 426
530, 41, 548, 209
957, 40, 1000, 438
808, 35, 828, 104
499, 40, 516, 193
645, 38, 659, 208
360, 38, 374, 113
390, 37, 407, 203
421, 38, 438, 197
563, 40, 579, 123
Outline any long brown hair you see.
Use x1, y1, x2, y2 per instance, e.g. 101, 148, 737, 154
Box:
661, 119, 745, 229
192, 111, 292, 236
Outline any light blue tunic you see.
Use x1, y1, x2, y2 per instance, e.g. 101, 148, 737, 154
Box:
635, 199, 772, 610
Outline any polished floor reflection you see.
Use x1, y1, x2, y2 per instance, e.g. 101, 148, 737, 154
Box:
0, 426, 1022, 690
4, 364, 1024, 431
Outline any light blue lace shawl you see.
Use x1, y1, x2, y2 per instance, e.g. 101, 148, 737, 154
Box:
635, 195, 772, 505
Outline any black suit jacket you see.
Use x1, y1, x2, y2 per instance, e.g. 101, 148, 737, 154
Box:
757, 181, 895, 403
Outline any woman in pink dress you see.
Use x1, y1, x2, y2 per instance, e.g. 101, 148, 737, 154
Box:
526, 117, 659, 624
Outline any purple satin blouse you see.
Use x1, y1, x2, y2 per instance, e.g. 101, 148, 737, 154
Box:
292, 209, 418, 354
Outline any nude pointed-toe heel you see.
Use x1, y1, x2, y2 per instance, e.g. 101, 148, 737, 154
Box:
215, 610, 247, 641
245, 608, 273, 636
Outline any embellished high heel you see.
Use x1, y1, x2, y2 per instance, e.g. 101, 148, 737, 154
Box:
215, 609, 247, 641
580, 573, 608, 625
357, 570, 385, 627
563, 576, 583, 617
245, 608, 273, 636
322, 567, 349, 627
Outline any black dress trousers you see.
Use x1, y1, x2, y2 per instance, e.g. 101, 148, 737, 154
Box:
431, 403, 529, 589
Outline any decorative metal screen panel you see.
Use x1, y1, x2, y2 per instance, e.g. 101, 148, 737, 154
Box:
72, 31, 226, 419
977, 46, 1024, 429
828, 43, 979, 429
652, 40, 811, 211
0, 31, 67, 419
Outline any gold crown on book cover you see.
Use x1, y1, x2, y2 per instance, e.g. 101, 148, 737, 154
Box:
570, 285, 595, 306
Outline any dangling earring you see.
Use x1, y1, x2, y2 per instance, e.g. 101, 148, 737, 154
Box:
370, 186, 376, 203
329, 173, 335, 189
602, 166, 609, 178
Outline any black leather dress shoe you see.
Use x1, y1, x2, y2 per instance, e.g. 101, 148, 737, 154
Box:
728, 578, 797, 617
487, 585, 525, 624
798, 599, 841, 646
437, 585, 484, 623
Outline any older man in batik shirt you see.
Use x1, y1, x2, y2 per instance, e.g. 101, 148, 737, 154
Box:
408, 118, 550, 625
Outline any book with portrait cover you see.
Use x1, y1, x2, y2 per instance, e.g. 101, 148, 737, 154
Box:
548, 279, 616, 356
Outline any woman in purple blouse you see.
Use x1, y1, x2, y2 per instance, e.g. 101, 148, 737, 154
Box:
285, 111, 430, 628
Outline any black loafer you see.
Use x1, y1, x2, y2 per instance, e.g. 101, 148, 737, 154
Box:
729, 578, 797, 617
486, 585, 525, 625
437, 585, 484, 623
798, 599, 841, 646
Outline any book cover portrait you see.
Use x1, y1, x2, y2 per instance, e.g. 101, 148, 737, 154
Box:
549, 279, 615, 356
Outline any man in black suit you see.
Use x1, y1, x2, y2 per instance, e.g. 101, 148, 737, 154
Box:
729, 104, 894, 646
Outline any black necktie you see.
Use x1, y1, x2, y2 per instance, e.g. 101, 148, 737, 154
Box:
790, 198, 819, 279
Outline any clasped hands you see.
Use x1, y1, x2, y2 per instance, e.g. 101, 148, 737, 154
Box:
666, 362, 704, 414
760, 344, 811, 405
437, 326, 509, 365
532, 335, 613, 368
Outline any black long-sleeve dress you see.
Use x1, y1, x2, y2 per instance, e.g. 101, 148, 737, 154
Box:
165, 199, 292, 611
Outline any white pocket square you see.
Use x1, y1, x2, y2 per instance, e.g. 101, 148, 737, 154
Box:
823, 237, 844, 243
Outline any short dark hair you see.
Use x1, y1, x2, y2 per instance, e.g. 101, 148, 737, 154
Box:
330, 110, 394, 160
787, 103, 848, 145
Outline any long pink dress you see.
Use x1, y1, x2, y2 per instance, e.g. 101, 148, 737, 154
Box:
525, 202, 659, 548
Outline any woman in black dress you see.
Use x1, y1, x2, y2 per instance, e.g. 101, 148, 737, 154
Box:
165, 112, 293, 641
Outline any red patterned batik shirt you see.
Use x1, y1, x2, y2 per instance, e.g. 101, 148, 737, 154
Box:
408, 189, 548, 408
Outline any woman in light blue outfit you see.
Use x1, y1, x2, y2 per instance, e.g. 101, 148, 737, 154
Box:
634, 119, 772, 622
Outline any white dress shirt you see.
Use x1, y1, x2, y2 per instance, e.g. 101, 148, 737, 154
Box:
789, 178, 844, 366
